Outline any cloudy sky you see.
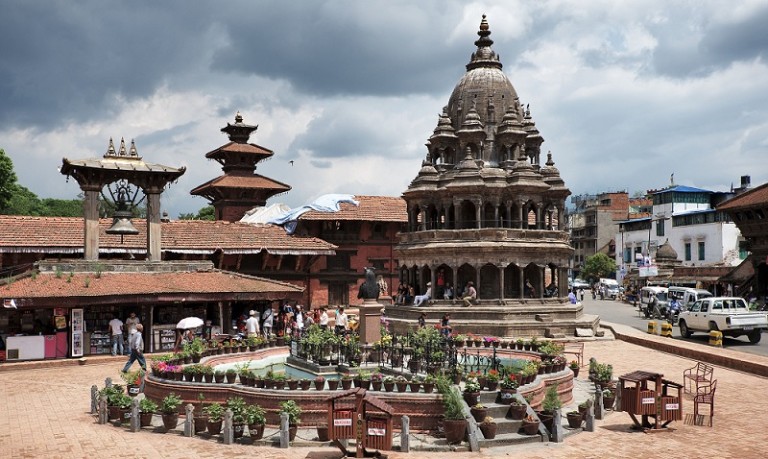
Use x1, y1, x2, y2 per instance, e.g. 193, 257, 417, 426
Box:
1, 0, 767, 218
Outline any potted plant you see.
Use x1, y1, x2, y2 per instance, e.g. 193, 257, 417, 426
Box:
299, 378, 312, 391
120, 369, 144, 397
578, 401, 589, 417
567, 410, 583, 429
340, 373, 353, 390
570, 360, 580, 378
395, 375, 409, 393
453, 334, 466, 348
286, 376, 299, 390
507, 396, 527, 420
602, 388, 616, 410
498, 374, 519, 404
193, 393, 207, 434
244, 404, 266, 440
225, 368, 237, 384
440, 383, 467, 444
409, 375, 423, 393
356, 370, 372, 390
485, 369, 500, 391
594, 363, 614, 389
470, 403, 487, 422
115, 393, 132, 425
99, 385, 125, 421
202, 364, 215, 383
538, 384, 561, 432
213, 369, 225, 383
515, 338, 525, 350
279, 400, 302, 441
463, 378, 481, 406
370, 373, 383, 391
316, 423, 330, 442
138, 397, 157, 428
160, 393, 183, 430
479, 416, 497, 439
521, 414, 540, 435
203, 402, 224, 435
383, 375, 395, 392
422, 374, 436, 394
312, 375, 325, 391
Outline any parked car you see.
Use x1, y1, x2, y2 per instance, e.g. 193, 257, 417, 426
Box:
668, 286, 712, 311
678, 297, 768, 344
572, 278, 590, 290
639, 286, 669, 318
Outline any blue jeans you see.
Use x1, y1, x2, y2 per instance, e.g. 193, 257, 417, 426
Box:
122, 350, 146, 372
111, 334, 124, 356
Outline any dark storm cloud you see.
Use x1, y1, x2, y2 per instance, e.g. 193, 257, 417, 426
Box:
652, 5, 768, 78
0, 1, 217, 130
209, 2, 467, 98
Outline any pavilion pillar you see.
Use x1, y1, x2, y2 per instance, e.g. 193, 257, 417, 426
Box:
83, 189, 100, 260
146, 191, 162, 262
499, 267, 505, 300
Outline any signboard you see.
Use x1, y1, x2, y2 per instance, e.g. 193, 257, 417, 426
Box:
71, 308, 84, 357
665, 403, 679, 410
334, 418, 352, 427
367, 428, 386, 436
641, 397, 655, 404
639, 266, 658, 277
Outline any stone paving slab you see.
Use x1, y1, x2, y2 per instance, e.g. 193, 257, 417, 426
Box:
1, 335, 767, 459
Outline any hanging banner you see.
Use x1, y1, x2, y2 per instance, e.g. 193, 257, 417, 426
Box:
71, 308, 84, 357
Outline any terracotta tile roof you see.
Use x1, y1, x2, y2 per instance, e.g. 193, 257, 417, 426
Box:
0, 270, 302, 303
204, 141, 273, 159
190, 174, 291, 193
0, 216, 336, 255
299, 196, 407, 222
717, 182, 768, 211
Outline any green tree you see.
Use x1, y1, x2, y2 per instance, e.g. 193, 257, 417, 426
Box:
178, 205, 215, 221
0, 148, 19, 210
581, 253, 617, 282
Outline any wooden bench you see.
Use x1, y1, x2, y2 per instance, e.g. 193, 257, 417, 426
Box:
563, 341, 584, 367
683, 362, 714, 395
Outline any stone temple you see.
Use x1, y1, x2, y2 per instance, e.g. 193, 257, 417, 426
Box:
389, 16, 599, 338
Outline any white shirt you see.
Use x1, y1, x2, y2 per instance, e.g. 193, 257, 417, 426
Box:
108, 318, 123, 336
295, 312, 304, 330
319, 311, 329, 326
336, 312, 348, 328
246, 316, 260, 334
125, 316, 140, 334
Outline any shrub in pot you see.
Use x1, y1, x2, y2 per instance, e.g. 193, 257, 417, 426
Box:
203, 402, 224, 435
245, 404, 266, 440
160, 393, 183, 430
440, 379, 467, 444
280, 400, 302, 441
226, 396, 247, 439
479, 416, 497, 439
138, 398, 157, 428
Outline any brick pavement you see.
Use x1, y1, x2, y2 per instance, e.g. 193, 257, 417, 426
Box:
1, 330, 766, 459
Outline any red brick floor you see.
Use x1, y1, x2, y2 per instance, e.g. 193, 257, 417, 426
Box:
1, 332, 766, 458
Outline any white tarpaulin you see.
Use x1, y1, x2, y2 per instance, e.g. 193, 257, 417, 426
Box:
265, 194, 359, 234
239, 203, 292, 224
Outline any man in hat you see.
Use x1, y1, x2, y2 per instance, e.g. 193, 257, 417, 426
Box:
246, 309, 260, 337
413, 282, 432, 307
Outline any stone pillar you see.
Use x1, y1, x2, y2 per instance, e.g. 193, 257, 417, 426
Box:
91, 385, 99, 414
475, 268, 481, 299
493, 205, 499, 228
357, 299, 383, 345
145, 191, 162, 262
499, 267, 505, 300
475, 202, 482, 229
130, 398, 141, 432
519, 269, 525, 300
83, 189, 100, 260
539, 266, 545, 299
516, 203, 524, 229
279, 412, 289, 448
400, 416, 410, 452
223, 409, 234, 444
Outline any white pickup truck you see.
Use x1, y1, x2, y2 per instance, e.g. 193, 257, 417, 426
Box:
678, 297, 768, 344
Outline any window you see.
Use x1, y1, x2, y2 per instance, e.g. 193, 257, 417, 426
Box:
698, 241, 705, 261
684, 243, 691, 261
656, 219, 665, 237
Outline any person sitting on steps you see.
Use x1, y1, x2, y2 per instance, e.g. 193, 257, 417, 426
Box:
462, 281, 477, 307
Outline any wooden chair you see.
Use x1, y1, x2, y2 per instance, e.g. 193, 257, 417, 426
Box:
683, 362, 714, 395
563, 341, 584, 367
693, 379, 717, 427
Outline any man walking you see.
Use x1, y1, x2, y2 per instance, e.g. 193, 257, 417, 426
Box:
261, 306, 274, 338
122, 324, 146, 372
108, 314, 124, 356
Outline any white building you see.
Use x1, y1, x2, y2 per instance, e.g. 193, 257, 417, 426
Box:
616, 184, 746, 283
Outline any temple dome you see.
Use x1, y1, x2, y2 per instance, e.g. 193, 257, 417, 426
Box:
656, 239, 679, 262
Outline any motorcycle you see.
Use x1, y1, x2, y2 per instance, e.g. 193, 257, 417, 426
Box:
665, 301, 681, 325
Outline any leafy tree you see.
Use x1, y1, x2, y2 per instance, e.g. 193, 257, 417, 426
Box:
581, 253, 617, 282
179, 205, 215, 221
0, 148, 18, 210
39, 198, 83, 217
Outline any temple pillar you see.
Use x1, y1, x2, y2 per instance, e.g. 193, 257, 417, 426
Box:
83, 188, 100, 260
146, 191, 162, 262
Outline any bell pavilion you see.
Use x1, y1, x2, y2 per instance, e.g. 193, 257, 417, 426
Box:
390, 16, 599, 338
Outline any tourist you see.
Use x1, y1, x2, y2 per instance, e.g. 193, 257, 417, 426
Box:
335, 307, 349, 335
125, 311, 140, 335
108, 313, 124, 356
579, 289, 585, 302
319, 307, 329, 330
418, 312, 427, 329
407, 284, 415, 304
413, 282, 432, 306
246, 309, 260, 337
295, 305, 305, 335
261, 306, 274, 338
443, 283, 453, 300
437, 269, 445, 298
440, 313, 452, 336
525, 280, 536, 298
462, 281, 477, 307
202, 320, 214, 341
568, 290, 577, 304
122, 324, 146, 373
